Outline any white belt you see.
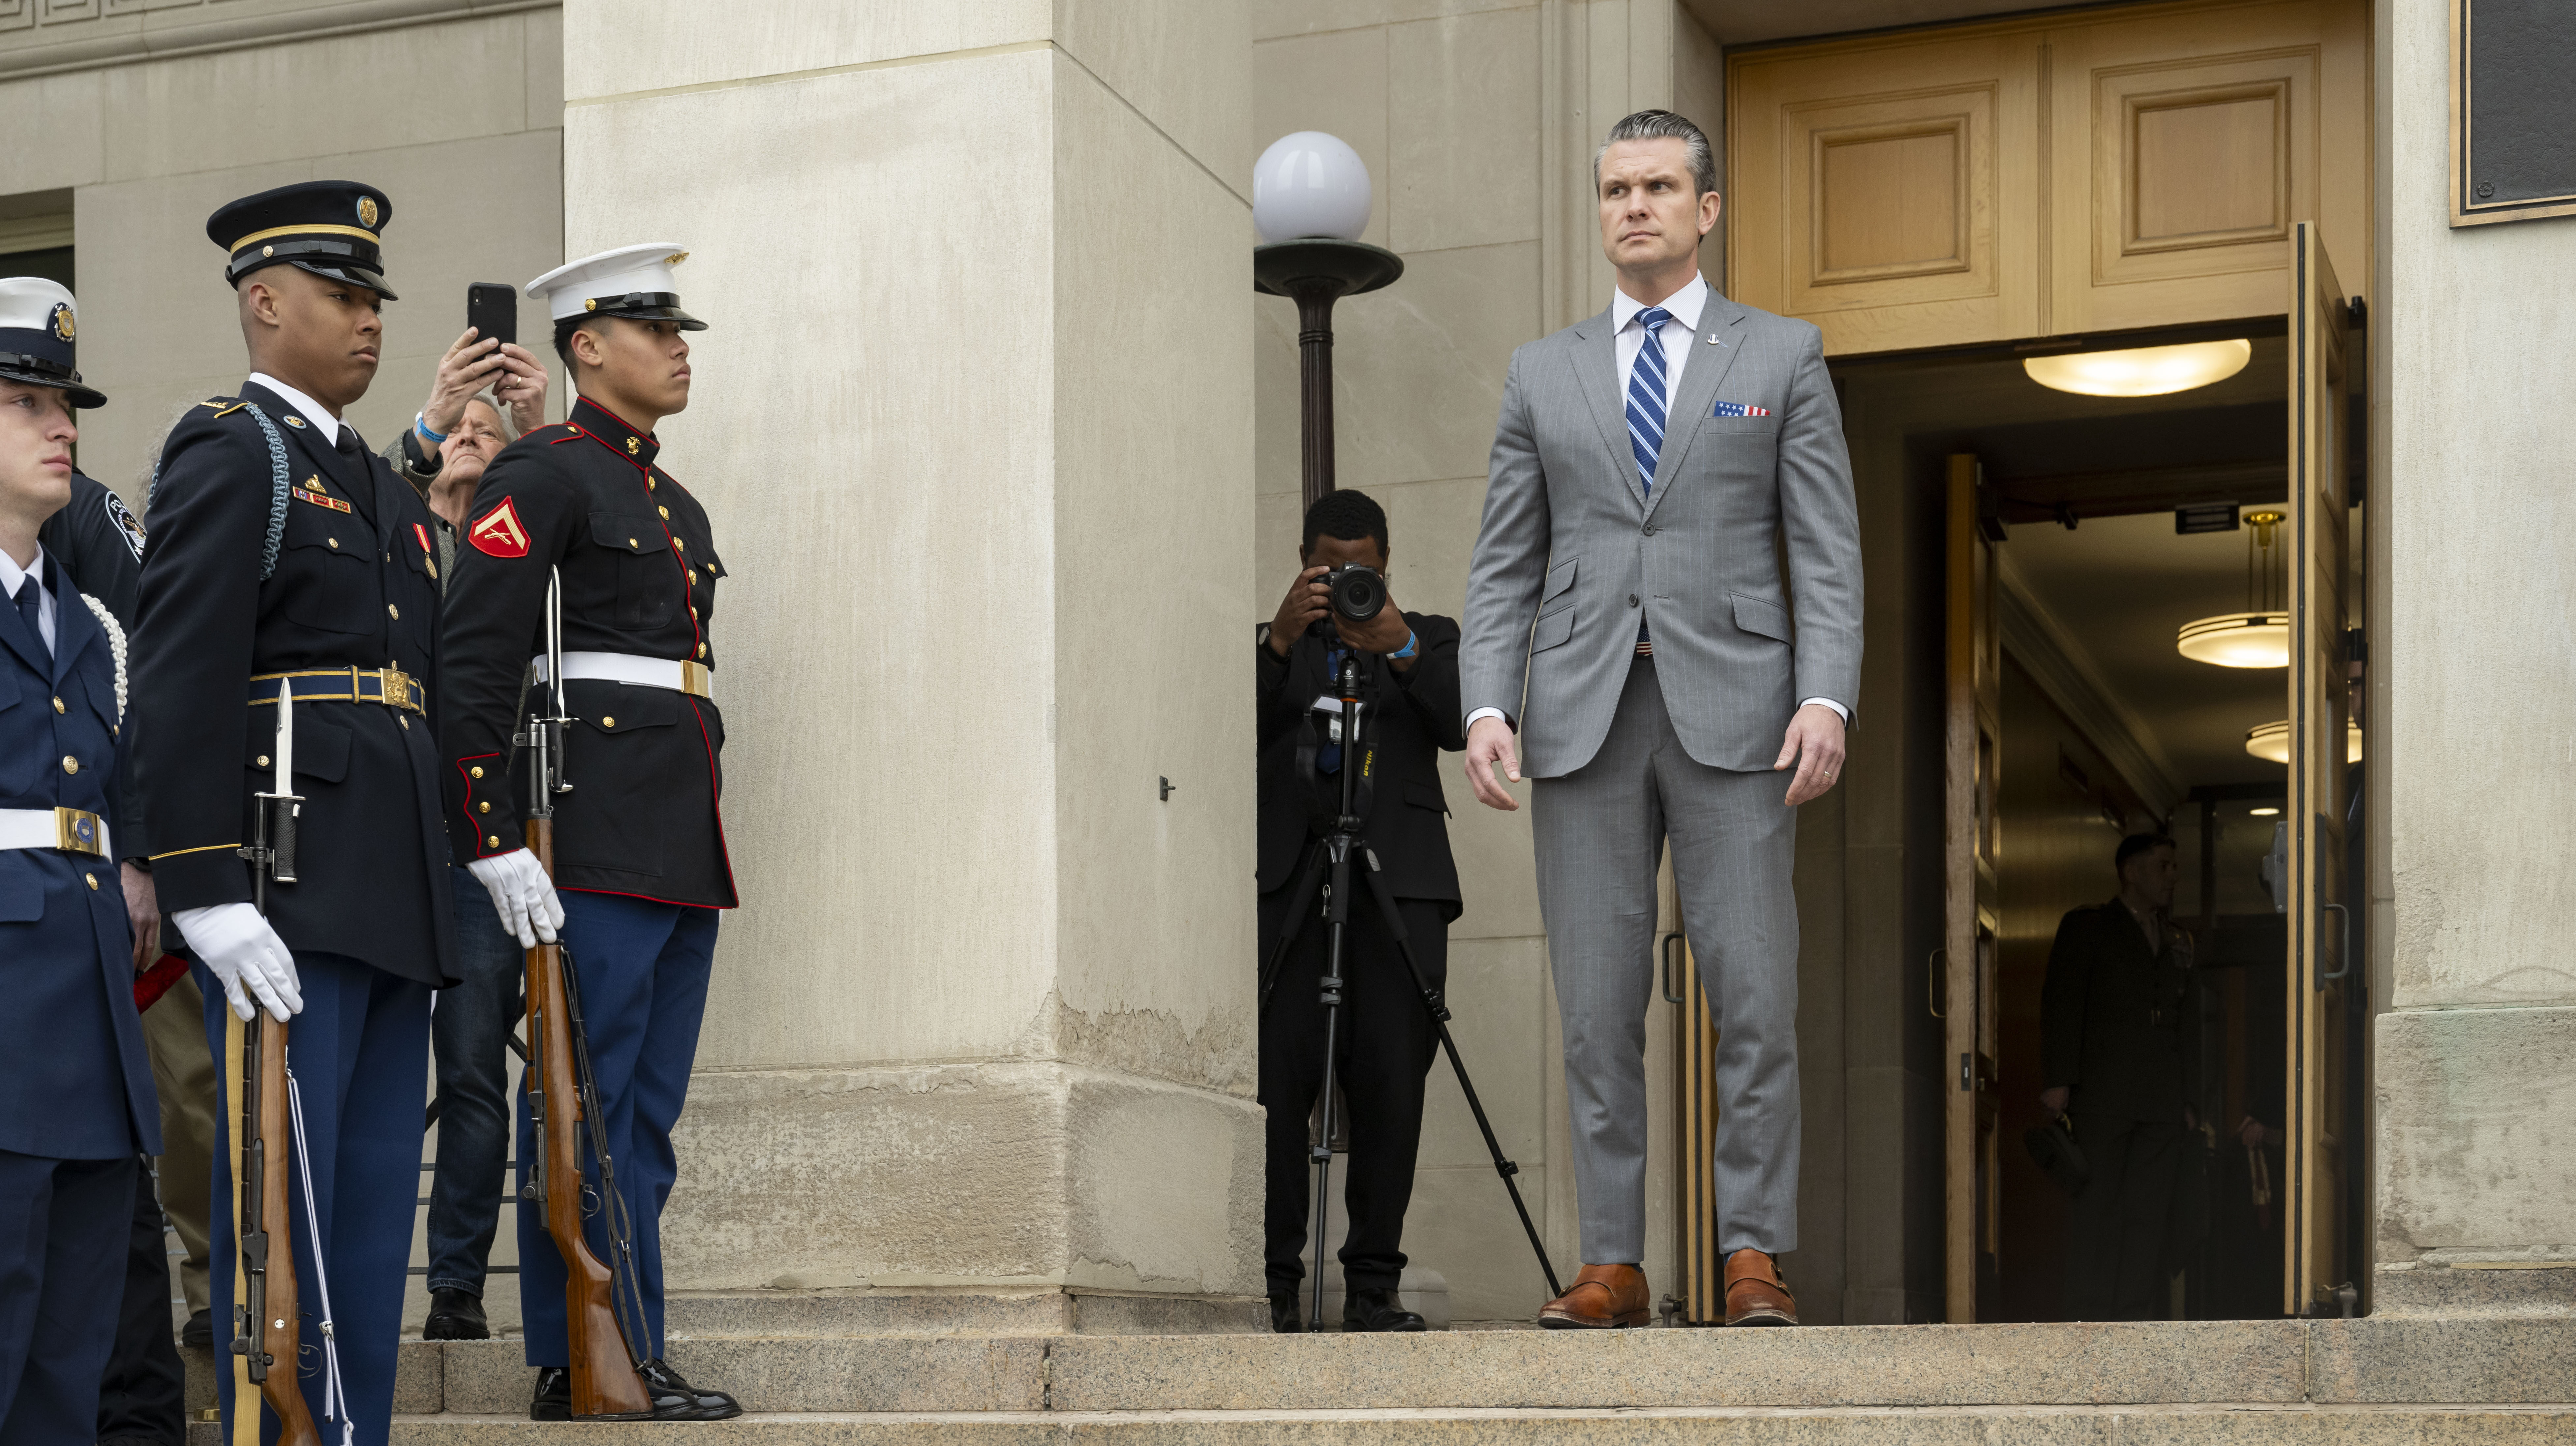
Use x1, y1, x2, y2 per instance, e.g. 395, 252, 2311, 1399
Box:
531, 650, 713, 700
0, 806, 110, 860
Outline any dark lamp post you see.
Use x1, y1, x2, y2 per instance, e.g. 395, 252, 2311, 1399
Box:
1254, 238, 1403, 516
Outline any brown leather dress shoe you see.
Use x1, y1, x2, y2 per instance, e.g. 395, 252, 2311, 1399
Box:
1537, 1263, 1650, 1329
1723, 1248, 1799, 1326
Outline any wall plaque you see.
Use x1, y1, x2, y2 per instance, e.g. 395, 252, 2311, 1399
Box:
2452, 0, 2576, 226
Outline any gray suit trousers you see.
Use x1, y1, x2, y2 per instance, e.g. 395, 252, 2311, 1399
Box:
1534, 656, 1799, 1264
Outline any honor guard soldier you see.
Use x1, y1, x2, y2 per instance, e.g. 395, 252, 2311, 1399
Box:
437, 244, 741, 1422
129, 182, 456, 1443
0, 278, 162, 1444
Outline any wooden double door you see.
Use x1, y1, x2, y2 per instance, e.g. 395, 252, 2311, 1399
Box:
1727, 0, 2369, 355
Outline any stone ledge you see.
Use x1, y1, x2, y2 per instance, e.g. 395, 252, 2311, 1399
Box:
371, 1316, 2576, 1419
665, 1288, 1266, 1337
1045, 1321, 2311, 1412
374, 1404, 2576, 1444
2374, 1265, 2576, 1318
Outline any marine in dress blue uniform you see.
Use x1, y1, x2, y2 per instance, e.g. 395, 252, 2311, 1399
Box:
436, 246, 739, 1421
128, 183, 455, 1446
0, 276, 162, 1445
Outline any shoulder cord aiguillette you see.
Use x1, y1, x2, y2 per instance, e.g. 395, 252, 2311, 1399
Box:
145, 401, 293, 581
80, 593, 125, 720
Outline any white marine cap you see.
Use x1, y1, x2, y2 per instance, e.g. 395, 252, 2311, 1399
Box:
525, 243, 705, 330
0, 275, 105, 408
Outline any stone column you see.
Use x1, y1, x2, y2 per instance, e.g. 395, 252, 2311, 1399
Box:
560, 1, 1261, 1326
2373, 0, 2576, 1315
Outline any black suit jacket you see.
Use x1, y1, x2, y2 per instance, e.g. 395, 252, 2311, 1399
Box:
132, 382, 457, 988
438, 398, 734, 909
1256, 612, 1464, 913
2040, 898, 2195, 1126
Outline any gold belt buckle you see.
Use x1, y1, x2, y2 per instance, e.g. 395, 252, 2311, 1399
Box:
678, 660, 712, 698
53, 807, 105, 858
380, 665, 421, 712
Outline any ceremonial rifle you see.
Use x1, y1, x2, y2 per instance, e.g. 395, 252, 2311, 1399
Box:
228, 682, 318, 1446
518, 569, 653, 1417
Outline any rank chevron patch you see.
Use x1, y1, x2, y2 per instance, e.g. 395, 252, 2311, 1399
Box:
469, 497, 530, 558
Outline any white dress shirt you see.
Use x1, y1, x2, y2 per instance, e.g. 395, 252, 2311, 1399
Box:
0, 545, 56, 653
247, 371, 352, 446
1467, 274, 1848, 732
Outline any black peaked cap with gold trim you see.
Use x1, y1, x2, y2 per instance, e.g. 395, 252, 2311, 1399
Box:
207, 180, 398, 300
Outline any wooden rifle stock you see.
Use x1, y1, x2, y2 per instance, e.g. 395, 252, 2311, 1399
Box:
523, 815, 652, 1417
226, 1009, 319, 1446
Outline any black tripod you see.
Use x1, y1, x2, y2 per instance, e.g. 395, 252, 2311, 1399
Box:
1258, 643, 1561, 1330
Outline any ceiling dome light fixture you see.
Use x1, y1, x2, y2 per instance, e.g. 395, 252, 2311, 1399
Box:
2178, 611, 2291, 668
2024, 338, 2253, 397
2245, 720, 2363, 765
2180, 510, 2289, 669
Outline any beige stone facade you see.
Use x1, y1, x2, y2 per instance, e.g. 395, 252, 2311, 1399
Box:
5, 0, 2568, 1349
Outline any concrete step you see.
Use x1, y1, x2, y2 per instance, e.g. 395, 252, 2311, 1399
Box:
367, 1316, 2576, 1417
376, 1405, 2576, 1444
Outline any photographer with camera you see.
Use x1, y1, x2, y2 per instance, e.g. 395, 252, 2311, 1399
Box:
1256, 490, 1464, 1334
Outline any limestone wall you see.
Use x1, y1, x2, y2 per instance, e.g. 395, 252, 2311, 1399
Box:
2372, 0, 2576, 1309
564, 0, 1265, 1303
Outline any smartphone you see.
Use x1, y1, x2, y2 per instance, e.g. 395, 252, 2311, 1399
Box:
466, 282, 517, 352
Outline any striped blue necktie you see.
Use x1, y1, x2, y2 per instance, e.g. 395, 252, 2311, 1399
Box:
1626, 307, 1674, 652
1625, 306, 1674, 498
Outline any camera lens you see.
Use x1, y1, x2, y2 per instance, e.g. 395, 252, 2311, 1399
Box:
1330, 567, 1384, 622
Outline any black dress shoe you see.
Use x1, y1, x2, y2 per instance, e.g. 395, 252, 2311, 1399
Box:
421, 1288, 490, 1341
530, 1365, 714, 1423
1342, 1287, 1428, 1333
640, 1360, 741, 1420
177, 1308, 211, 1350
1269, 1293, 1304, 1334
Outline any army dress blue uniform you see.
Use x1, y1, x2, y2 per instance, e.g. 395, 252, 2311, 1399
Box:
129, 183, 455, 1445
436, 246, 735, 1415
0, 277, 162, 1445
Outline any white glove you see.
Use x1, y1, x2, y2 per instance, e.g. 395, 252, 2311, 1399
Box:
173, 903, 301, 1023
467, 848, 563, 948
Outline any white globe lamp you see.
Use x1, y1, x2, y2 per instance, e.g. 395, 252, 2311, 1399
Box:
1254, 132, 1373, 243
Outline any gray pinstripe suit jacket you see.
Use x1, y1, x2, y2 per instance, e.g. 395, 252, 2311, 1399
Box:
1461, 291, 1864, 778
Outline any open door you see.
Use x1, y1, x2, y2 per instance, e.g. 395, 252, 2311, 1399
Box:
1943, 453, 2004, 1321
2283, 221, 2354, 1317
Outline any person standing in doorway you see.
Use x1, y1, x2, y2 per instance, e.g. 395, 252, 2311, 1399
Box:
2040, 831, 2197, 1320
1459, 109, 1864, 1329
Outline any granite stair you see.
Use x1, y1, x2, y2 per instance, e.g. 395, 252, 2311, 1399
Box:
168, 1305, 2574, 1442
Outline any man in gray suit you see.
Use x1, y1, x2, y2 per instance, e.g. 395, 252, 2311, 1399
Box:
1460, 110, 1863, 1329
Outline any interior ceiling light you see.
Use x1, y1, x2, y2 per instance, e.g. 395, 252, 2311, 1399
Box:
2249, 806, 2281, 817
2178, 612, 2291, 668
2024, 338, 2252, 397
2180, 511, 2289, 668
2245, 720, 2364, 765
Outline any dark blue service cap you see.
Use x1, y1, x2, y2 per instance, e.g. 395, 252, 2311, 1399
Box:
207, 180, 398, 300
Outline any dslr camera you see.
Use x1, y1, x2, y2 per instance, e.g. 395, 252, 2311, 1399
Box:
1323, 565, 1386, 623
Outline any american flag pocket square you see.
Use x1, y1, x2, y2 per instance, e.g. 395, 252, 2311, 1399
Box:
1712, 401, 1771, 417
